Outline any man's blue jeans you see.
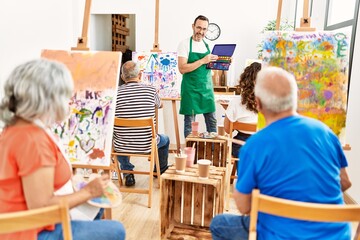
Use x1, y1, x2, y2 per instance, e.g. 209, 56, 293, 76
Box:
117, 134, 169, 175
210, 214, 250, 240
184, 112, 217, 138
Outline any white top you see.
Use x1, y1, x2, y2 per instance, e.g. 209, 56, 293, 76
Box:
225, 95, 258, 124
177, 37, 211, 58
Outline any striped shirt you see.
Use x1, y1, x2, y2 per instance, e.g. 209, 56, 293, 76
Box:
113, 82, 161, 153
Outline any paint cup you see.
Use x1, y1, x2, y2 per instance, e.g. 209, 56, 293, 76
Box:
191, 122, 199, 136
184, 147, 195, 167
217, 125, 225, 136
175, 155, 187, 173
198, 159, 211, 179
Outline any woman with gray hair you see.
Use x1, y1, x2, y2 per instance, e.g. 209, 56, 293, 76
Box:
0, 59, 125, 240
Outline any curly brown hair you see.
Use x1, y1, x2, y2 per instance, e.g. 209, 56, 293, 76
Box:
235, 62, 261, 113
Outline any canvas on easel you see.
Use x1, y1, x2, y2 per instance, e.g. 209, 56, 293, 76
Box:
261, 31, 350, 143
132, 51, 180, 98
41, 50, 122, 166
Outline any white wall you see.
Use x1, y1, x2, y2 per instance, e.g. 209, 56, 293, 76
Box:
88, 0, 284, 148
0, 0, 359, 202
0, 0, 73, 87
90, 14, 112, 51
90, 0, 285, 86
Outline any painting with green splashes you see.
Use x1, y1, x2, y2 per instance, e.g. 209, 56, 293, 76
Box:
261, 31, 349, 143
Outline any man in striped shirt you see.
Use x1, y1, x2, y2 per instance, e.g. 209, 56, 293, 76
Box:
113, 61, 169, 186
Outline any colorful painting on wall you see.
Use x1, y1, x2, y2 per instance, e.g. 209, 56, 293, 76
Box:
41, 50, 122, 166
132, 52, 179, 98
261, 31, 349, 142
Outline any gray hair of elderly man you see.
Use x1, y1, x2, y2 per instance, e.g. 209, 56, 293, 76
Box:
254, 66, 298, 113
0, 59, 73, 127
121, 61, 140, 81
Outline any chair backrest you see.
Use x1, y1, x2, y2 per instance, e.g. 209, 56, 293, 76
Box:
114, 117, 156, 138
249, 189, 360, 240
230, 121, 257, 133
228, 121, 257, 159
113, 116, 156, 155
0, 199, 72, 240
214, 91, 235, 95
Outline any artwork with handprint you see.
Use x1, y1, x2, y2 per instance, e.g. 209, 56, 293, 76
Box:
41, 50, 121, 166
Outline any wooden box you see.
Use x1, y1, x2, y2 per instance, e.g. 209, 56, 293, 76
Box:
160, 166, 226, 239
185, 135, 228, 167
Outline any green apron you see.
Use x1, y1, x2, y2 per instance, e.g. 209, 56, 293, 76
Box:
179, 37, 215, 115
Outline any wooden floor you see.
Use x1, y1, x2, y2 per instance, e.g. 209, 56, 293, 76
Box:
109, 153, 237, 239
108, 153, 358, 239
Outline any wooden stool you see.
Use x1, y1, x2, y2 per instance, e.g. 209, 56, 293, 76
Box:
160, 166, 226, 239
185, 135, 228, 167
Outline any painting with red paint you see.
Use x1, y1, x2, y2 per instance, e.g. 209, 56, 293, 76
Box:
41, 50, 122, 166
132, 52, 179, 98
261, 31, 349, 143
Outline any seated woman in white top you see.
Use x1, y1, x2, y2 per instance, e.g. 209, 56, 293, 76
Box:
224, 62, 261, 157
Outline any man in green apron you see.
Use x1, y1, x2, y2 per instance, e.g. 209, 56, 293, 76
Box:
177, 15, 219, 137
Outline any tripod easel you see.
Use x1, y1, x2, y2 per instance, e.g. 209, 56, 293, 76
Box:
69, 0, 117, 219
276, 0, 316, 31
72, 0, 92, 51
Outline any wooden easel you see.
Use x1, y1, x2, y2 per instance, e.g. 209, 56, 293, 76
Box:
151, 0, 161, 52
150, 0, 181, 152
276, 0, 316, 31
71, 0, 92, 51
276, 0, 352, 151
70, 0, 116, 219
295, 0, 316, 31
162, 98, 181, 153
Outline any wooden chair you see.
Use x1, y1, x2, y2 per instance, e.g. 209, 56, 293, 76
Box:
214, 91, 235, 96
228, 122, 257, 180
225, 121, 257, 210
111, 117, 161, 208
0, 199, 72, 240
249, 189, 360, 240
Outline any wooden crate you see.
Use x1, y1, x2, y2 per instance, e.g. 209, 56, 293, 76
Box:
185, 135, 228, 167
160, 166, 226, 239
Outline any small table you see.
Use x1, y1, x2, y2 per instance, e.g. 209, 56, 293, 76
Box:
160, 166, 226, 239
185, 134, 228, 167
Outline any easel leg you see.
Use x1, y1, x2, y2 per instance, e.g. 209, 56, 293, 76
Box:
104, 209, 112, 219
172, 100, 181, 153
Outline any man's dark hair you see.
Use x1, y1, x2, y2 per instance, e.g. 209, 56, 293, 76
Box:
193, 15, 209, 25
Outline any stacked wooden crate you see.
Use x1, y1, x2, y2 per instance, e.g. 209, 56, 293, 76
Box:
160, 166, 226, 239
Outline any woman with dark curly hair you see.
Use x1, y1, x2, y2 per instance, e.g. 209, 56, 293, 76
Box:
224, 62, 261, 157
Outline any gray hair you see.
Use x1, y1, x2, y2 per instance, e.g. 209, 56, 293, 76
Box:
254, 66, 298, 113
121, 61, 140, 81
0, 58, 74, 126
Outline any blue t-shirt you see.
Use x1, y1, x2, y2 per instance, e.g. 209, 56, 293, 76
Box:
236, 115, 350, 240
